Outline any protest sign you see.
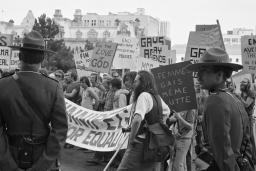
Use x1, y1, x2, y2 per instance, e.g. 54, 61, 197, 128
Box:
74, 50, 93, 78
0, 46, 11, 70
65, 99, 131, 151
136, 57, 159, 71
10, 50, 20, 70
88, 42, 117, 73
140, 36, 169, 65
241, 35, 256, 73
151, 61, 197, 112
185, 27, 224, 63
0, 33, 13, 46
196, 24, 218, 32
112, 36, 138, 70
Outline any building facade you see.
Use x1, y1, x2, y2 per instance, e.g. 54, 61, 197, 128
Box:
223, 28, 254, 45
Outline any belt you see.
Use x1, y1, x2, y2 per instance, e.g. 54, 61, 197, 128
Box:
8, 135, 47, 146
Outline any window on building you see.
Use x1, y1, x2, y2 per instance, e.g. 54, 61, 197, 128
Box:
106, 20, 111, 26
236, 58, 239, 63
87, 29, 98, 38
76, 30, 83, 39
224, 38, 230, 42
91, 20, 96, 26
99, 20, 104, 26
181, 57, 184, 61
103, 30, 110, 38
232, 38, 238, 43
85, 20, 90, 26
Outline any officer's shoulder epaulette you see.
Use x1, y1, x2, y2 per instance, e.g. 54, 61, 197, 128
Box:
40, 73, 59, 83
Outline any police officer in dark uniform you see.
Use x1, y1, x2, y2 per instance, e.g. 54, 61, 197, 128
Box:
187, 48, 254, 171
0, 30, 68, 171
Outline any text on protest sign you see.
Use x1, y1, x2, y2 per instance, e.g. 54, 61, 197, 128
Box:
185, 27, 223, 63
136, 57, 159, 71
0, 34, 13, 46
10, 50, 20, 70
140, 36, 169, 65
112, 36, 138, 70
89, 42, 117, 73
151, 61, 197, 112
74, 50, 93, 78
0, 46, 11, 70
65, 99, 131, 151
241, 36, 256, 73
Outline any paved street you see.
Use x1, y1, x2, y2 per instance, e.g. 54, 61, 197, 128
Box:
61, 147, 116, 171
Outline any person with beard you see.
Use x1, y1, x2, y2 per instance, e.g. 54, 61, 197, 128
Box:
117, 70, 170, 171
187, 47, 254, 171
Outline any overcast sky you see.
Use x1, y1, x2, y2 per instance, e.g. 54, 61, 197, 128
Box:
1, 0, 256, 44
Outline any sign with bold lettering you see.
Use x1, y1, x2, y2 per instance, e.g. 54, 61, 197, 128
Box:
10, 50, 20, 70
151, 61, 197, 112
0, 34, 13, 46
140, 36, 169, 65
112, 36, 138, 70
0, 46, 11, 70
88, 42, 117, 73
185, 27, 223, 63
74, 50, 93, 78
241, 35, 256, 73
65, 99, 131, 151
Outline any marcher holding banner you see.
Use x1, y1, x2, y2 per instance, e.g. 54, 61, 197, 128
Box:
117, 70, 171, 171
187, 47, 254, 171
0, 30, 68, 171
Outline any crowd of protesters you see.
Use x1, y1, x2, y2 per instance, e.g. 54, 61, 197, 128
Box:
0, 30, 256, 171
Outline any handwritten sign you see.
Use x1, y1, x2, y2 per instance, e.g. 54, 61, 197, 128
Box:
0, 34, 13, 46
136, 57, 159, 71
74, 50, 93, 78
10, 50, 20, 70
112, 36, 138, 70
185, 27, 223, 63
88, 42, 117, 73
241, 35, 256, 73
0, 46, 11, 70
151, 61, 197, 112
140, 36, 169, 65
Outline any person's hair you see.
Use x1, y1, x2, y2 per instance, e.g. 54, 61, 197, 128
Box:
80, 76, 91, 87
110, 78, 122, 89
133, 70, 158, 102
211, 66, 233, 80
70, 70, 78, 81
19, 49, 44, 64
123, 71, 137, 84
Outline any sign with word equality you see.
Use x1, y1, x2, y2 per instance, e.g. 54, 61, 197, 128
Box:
151, 61, 197, 112
112, 36, 138, 70
241, 35, 256, 73
0, 34, 13, 46
185, 27, 223, 63
89, 42, 118, 73
140, 36, 169, 65
74, 50, 93, 78
65, 99, 131, 151
0, 46, 11, 70
10, 50, 20, 70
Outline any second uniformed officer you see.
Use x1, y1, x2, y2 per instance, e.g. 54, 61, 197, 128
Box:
0, 30, 68, 171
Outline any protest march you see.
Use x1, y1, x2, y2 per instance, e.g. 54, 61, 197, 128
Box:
1, 5, 256, 171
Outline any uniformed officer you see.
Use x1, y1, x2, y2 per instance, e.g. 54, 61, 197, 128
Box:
0, 30, 68, 171
187, 47, 253, 171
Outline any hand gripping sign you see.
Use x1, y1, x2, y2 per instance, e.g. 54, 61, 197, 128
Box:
88, 42, 118, 73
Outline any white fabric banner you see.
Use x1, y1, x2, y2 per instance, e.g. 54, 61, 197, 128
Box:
65, 99, 132, 151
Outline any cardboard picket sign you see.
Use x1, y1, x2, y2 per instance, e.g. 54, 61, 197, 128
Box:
0, 33, 13, 46
10, 50, 20, 70
151, 61, 197, 112
0, 46, 11, 70
74, 50, 93, 78
241, 35, 256, 73
88, 42, 117, 73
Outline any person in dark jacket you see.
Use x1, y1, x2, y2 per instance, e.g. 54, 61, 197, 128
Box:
0, 30, 68, 171
187, 47, 253, 171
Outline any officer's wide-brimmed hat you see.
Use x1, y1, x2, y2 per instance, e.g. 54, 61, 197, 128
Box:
11, 30, 55, 53
186, 47, 243, 72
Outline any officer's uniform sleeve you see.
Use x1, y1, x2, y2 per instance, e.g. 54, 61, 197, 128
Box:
32, 83, 68, 170
205, 95, 240, 171
0, 113, 19, 171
